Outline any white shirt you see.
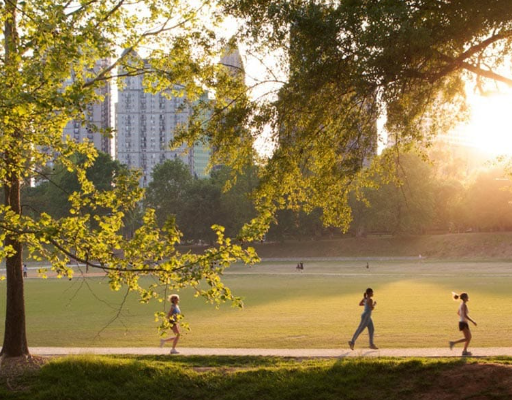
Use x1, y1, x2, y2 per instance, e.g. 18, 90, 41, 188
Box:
459, 302, 468, 323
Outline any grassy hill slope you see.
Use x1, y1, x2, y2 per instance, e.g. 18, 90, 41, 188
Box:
3, 356, 512, 400
250, 232, 512, 259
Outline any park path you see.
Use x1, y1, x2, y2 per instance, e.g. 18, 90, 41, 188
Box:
29, 347, 512, 358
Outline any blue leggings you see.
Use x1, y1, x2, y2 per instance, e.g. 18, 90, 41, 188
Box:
351, 312, 375, 345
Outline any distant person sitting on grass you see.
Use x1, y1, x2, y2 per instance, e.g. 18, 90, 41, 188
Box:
159, 294, 181, 354
348, 287, 378, 350
449, 291, 477, 356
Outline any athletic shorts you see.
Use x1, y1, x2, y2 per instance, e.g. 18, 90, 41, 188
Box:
459, 322, 469, 331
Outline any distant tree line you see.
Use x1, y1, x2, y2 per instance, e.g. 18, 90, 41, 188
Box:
144, 159, 258, 244
270, 150, 512, 239
20, 155, 259, 244
20, 151, 512, 244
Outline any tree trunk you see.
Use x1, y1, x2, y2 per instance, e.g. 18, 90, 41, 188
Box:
1, 0, 29, 358
1, 179, 29, 357
0, 186, 28, 357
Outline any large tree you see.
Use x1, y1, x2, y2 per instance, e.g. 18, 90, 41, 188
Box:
175, 0, 512, 238
0, 0, 257, 359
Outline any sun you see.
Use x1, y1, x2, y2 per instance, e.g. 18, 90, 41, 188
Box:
464, 90, 512, 156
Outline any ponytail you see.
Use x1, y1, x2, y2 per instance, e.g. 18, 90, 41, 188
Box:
452, 292, 468, 301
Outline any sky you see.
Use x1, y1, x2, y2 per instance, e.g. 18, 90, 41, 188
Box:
461, 88, 512, 156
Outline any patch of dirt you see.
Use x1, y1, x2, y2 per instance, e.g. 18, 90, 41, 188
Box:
415, 363, 512, 400
0, 355, 47, 377
0, 356, 47, 379
0, 354, 47, 392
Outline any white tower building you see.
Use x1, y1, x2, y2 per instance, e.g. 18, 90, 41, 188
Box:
116, 52, 209, 187
62, 58, 112, 155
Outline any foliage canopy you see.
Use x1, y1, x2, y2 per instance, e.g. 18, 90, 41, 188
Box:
2, 0, 512, 358
190, 0, 512, 234
0, 0, 257, 358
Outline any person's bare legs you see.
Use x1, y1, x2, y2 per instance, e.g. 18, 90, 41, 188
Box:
160, 325, 181, 350
449, 328, 471, 352
171, 325, 180, 350
461, 328, 471, 353
160, 337, 175, 346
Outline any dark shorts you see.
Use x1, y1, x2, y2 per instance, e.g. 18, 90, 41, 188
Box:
459, 322, 469, 331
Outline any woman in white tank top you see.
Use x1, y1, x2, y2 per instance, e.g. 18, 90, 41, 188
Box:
449, 292, 477, 356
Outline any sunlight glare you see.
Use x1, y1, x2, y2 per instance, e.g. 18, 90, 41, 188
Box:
464, 91, 512, 155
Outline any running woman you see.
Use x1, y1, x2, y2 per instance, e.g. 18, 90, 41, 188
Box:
348, 288, 378, 350
159, 294, 181, 354
449, 292, 477, 356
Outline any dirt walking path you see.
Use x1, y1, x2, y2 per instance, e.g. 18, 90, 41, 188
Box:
29, 347, 512, 358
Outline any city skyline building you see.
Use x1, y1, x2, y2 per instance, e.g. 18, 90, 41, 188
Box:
62, 58, 112, 156
116, 44, 245, 187
60, 44, 245, 186
220, 41, 244, 76
115, 51, 210, 187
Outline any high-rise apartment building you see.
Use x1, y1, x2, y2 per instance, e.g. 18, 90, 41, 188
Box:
63, 59, 112, 155
189, 94, 212, 180
116, 52, 211, 187
190, 44, 245, 177
115, 44, 246, 186
220, 43, 244, 76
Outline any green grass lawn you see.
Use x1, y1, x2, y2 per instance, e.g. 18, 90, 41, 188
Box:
2, 356, 512, 400
1, 260, 512, 348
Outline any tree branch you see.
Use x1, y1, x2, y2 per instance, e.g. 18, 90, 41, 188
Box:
94, 0, 126, 30
83, 1, 209, 89
93, 287, 131, 341
44, 235, 214, 273
460, 61, 512, 86
433, 32, 512, 84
